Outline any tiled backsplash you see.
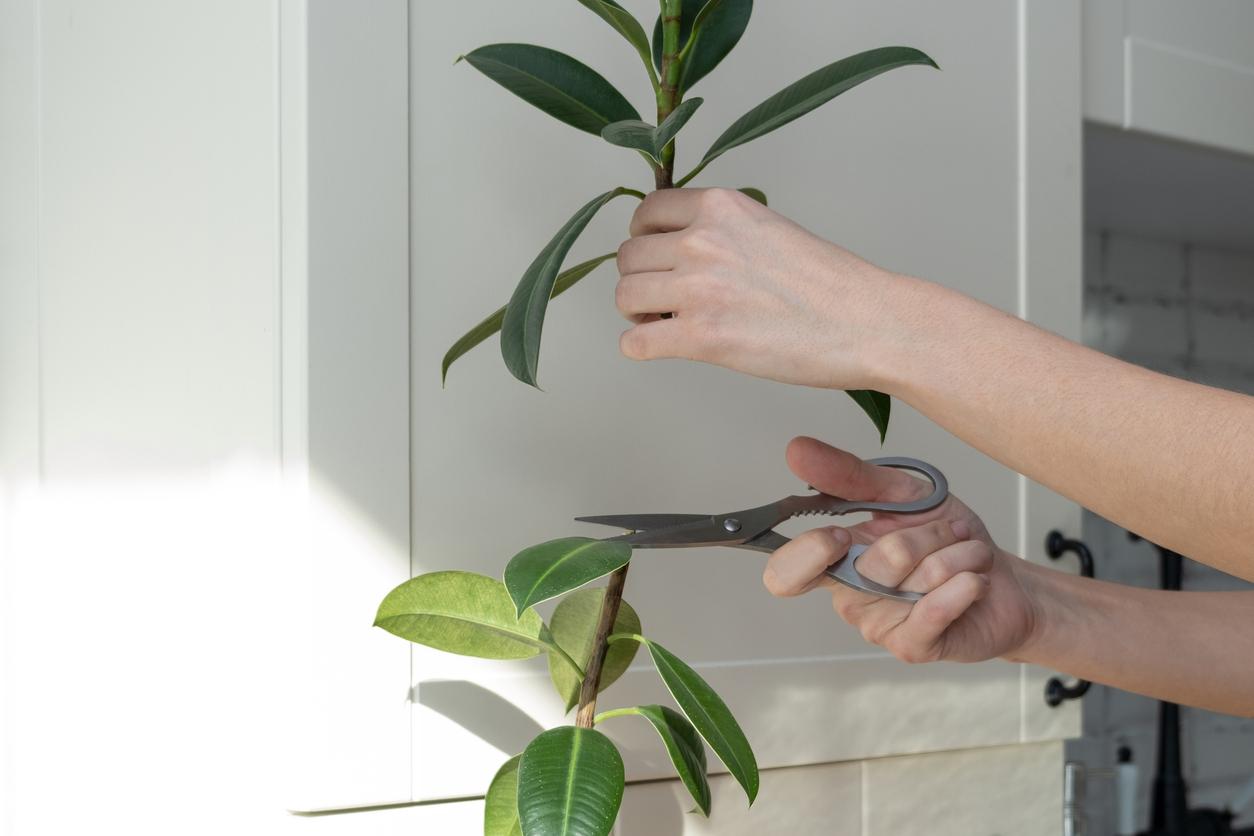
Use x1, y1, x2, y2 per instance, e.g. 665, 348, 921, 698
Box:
1077, 230, 1254, 833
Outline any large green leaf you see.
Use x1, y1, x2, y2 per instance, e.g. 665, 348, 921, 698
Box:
460, 44, 640, 135
484, 755, 523, 836
442, 253, 615, 386
374, 571, 549, 660
846, 389, 891, 444
619, 635, 758, 803
683, 46, 938, 183
517, 727, 624, 836
605, 705, 710, 816
601, 97, 704, 164
504, 537, 632, 616
575, 0, 655, 83
547, 589, 641, 712
652, 0, 753, 91
501, 188, 637, 387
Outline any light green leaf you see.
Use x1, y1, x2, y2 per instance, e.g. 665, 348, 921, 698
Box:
484, 755, 524, 836
505, 537, 632, 616
601, 98, 704, 164
501, 188, 638, 387
652, 0, 753, 91
601, 705, 710, 816
618, 635, 758, 803
737, 187, 767, 206
846, 389, 891, 444
374, 571, 549, 660
442, 253, 615, 386
518, 727, 624, 836
682, 46, 938, 184
547, 589, 641, 712
460, 44, 640, 135
575, 0, 656, 85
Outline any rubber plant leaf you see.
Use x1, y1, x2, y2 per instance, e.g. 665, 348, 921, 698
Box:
501, 188, 637, 387
374, 571, 549, 660
459, 44, 640, 135
616, 705, 711, 816
846, 389, 891, 444
442, 253, 615, 386
547, 589, 641, 711
601, 97, 704, 164
737, 187, 767, 206
690, 46, 938, 178
517, 727, 624, 836
575, 0, 654, 79
504, 537, 632, 616
619, 635, 759, 803
652, 0, 753, 91
484, 755, 524, 836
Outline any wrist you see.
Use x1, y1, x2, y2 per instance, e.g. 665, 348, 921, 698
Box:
856, 273, 967, 397
1000, 557, 1085, 665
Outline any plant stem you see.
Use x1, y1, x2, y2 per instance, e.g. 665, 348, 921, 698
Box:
654, 0, 684, 190
574, 563, 631, 729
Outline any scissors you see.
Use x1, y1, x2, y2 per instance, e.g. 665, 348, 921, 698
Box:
576, 457, 948, 603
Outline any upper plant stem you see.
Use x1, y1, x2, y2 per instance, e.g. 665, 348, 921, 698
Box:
573, 563, 631, 728
654, 0, 684, 190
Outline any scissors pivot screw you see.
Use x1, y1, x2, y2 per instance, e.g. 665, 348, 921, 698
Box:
723, 518, 742, 533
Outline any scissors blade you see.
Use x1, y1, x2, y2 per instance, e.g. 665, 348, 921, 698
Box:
603, 516, 747, 549
574, 513, 709, 531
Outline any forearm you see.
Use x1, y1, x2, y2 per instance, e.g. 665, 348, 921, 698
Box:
874, 276, 1254, 580
1008, 560, 1254, 716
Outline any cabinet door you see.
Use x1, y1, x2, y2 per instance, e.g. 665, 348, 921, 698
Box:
1084, 0, 1254, 155
409, 0, 1081, 801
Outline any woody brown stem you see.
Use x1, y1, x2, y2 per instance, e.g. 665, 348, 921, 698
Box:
573, 564, 630, 728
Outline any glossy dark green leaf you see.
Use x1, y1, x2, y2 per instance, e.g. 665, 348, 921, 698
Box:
501, 188, 636, 387
846, 389, 891, 444
460, 44, 640, 135
575, 0, 654, 79
692, 46, 938, 176
484, 755, 523, 836
505, 537, 633, 616
374, 571, 550, 660
547, 589, 641, 712
737, 187, 767, 206
652, 0, 753, 91
441, 253, 615, 386
517, 727, 624, 836
626, 636, 758, 803
611, 705, 710, 816
601, 98, 704, 164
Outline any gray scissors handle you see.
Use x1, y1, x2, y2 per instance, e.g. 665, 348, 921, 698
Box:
825, 456, 948, 514
826, 544, 924, 602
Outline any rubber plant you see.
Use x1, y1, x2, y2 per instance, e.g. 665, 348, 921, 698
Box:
377, 3, 936, 834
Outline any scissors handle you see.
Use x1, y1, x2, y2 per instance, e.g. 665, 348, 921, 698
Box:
821, 457, 948, 514
825, 544, 924, 602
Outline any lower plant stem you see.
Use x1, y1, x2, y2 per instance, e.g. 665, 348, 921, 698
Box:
654, 0, 683, 191
574, 564, 631, 729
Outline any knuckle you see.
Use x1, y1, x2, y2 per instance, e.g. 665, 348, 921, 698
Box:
920, 553, 951, 589
699, 187, 741, 214
875, 535, 916, 577
679, 227, 720, 259
798, 527, 842, 561
832, 595, 859, 622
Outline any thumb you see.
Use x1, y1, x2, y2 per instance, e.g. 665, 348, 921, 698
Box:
785, 436, 921, 503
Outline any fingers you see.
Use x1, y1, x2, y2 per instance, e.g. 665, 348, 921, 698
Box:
898, 539, 993, 594
886, 572, 990, 662
628, 189, 708, 237
854, 519, 968, 588
785, 436, 931, 505
615, 271, 688, 320
619, 318, 691, 361
762, 527, 852, 597
617, 232, 682, 275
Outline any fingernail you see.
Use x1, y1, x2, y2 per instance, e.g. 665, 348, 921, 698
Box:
950, 519, 971, 540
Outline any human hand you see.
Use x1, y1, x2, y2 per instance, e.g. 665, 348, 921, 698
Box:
762, 437, 1039, 663
614, 188, 938, 391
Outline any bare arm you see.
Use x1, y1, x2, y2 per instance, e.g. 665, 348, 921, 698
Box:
615, 188, 1254, 579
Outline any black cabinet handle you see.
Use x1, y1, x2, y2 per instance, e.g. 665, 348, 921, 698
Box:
1044, 530, 1093, 707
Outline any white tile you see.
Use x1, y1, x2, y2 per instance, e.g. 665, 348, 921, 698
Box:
863, 742, 1063, 836
617, 761, 861, 836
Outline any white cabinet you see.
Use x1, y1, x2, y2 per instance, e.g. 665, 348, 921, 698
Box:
1084, 0, 1254, 156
